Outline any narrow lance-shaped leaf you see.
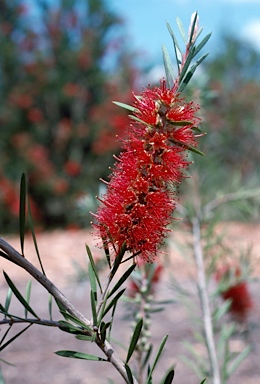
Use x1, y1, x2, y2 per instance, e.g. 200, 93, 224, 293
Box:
162, 45, 175, 88
166, 22, 182, 72
48, 294, 53, 320
19, 173, 26, 256
108, 264, 136, 298
102, 237, 111, 268
58, 320, 86, 335
178, 52, 209, 92
110, 242, 127, 278
193, 32, 212, 58
4, 287, 12, 313
3, 272, 38, 318
227, 345, 252, 378
146, 335, 168, 384
129, 114, 153, 128
188, 12, 198, 46
161, 369, 175, 384
102, 288, 126, 319
86, 244, 102, 293
100, 321, 111, 345
90, 290, 97, 327
178, 46, 196, 84
28, 198, 46, 275
113, 101, 137, 113
55, 350, 107, 361
25, 280, 32, 318
126, 318, 143, 364
60, 310, 93, 333
142, 344, 153, 369
176, 17, 186, 43
88, 262, 97, 302
125, 363, 134, 384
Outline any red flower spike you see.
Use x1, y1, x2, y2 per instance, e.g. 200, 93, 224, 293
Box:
216, 265, 253, 323
93, 80, 201, 261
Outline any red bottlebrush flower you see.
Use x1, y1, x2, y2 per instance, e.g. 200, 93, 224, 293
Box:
93, 80, 201, 261
216, 265, 253, 323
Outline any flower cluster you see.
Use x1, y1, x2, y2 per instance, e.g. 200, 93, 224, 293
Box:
93, 80, 201, 261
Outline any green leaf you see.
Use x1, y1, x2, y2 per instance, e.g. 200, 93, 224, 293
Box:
213, 299, 231, 323
178, 46, 196, 84
188, 12, 198, 46
76, 334, 96, 342
142, 344, 152, 369
161, 368, 174, 384
25, 280, 32, 318
59, 311, 93, 333
0, 357, 16, 366
108, 264, 136, 299
125, 363, 134, 384
4, 287, 12, 313
88, 263, 97, 302
193, 32, 212, 58
146, 335, 168, 384
168, 138, 205, 156
113, 101, 137, 113
90, 290, 97, 326
58, 320, 86, 335
166, 22, 182, 70
48, 294, 53, 320
179, 52, 209, 92
162, 45, 175, 88
55, 350, 107, 361
28, 198, 45, 275
0, 324, 32, 352
176, 17, 186, 43
102, 288, 126, 319
86, 244, 102, 293
200, 379, 207, 384
168, 120, 194, 126
126, 318, 143, 364
3, 272, 38, 318
129, 115, 153, 128
19, 173, 27, 256
110, 242, 127, 278
102, 237, 111, 268
100, 321, 111, 345
227, 346, 252, 378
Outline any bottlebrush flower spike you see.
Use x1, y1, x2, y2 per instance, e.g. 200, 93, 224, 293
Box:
92, 14, 209, 262
215, 265, 253, 323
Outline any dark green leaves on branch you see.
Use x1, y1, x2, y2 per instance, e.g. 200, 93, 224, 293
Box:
55, 350, 107, 361
3, 272, 38, 319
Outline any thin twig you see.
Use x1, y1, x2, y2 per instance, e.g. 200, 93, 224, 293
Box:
0, 237, 138, 384
192, 217, 221, 384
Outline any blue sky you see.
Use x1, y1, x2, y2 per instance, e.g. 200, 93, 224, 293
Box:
108, 0, 260, 65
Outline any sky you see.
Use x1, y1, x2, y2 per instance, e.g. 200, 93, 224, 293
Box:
108, 0, 260, 66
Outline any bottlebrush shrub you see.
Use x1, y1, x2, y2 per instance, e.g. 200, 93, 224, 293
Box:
0, 0, 137, 230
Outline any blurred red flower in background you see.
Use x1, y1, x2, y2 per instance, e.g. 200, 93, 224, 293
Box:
215, 264, 253, 323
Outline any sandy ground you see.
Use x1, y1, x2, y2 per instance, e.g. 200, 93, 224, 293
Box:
0, 222, 260, 384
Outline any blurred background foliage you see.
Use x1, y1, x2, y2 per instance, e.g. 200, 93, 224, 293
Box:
0, 0, 259, 231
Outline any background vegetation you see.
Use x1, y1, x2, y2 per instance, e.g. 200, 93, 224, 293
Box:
0, 0, 259, 232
